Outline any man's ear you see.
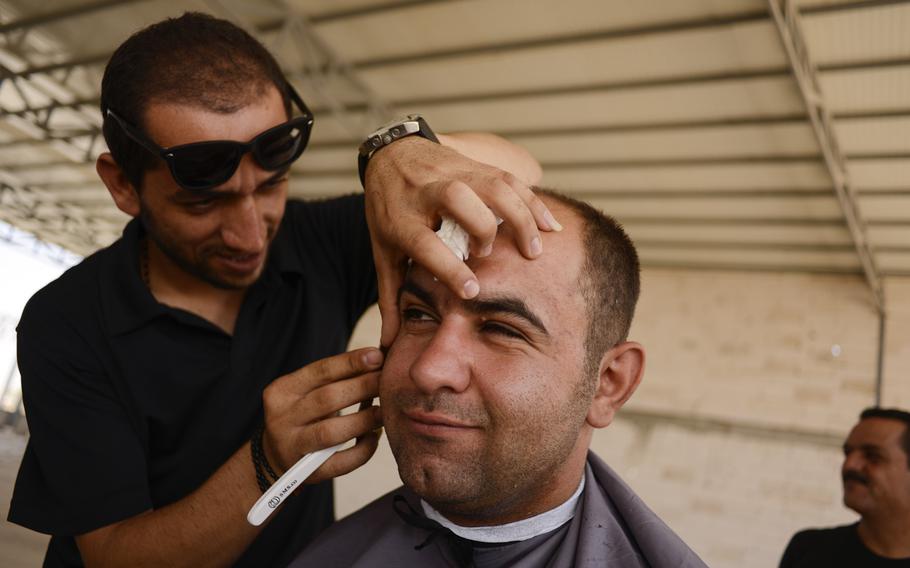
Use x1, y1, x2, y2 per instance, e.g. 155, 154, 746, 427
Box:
97, 152, 140, 217
586, 341, 645, 429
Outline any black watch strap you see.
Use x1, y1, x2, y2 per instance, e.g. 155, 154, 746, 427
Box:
357, 115, 439, 187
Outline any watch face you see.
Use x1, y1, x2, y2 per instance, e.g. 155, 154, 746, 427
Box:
370, 115, 420, 136
360, 119, 422, 156
358, 115, 437, 185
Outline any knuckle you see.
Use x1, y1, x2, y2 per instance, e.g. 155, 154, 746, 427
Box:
311, 421, 331, 448
309, 387, 336, 412
520, 210, 538, 232
343, 351, 362, 376
307, 357, 330, 381
412, 230, 442, 254
498, 170, 519, 188
527, 193, 546, 211
261, 384, 281, 410
356, 372, 377, 394
478, 218, 498, 240
353, 408, 373, 431
440, 180, 469, 204
498, 179, 524, 204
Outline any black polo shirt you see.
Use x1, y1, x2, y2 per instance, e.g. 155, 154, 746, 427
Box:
780, 523, 910, 567
9, 195, 378, 568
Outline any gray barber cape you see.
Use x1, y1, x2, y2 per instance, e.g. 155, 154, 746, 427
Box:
291, 451, 707, 567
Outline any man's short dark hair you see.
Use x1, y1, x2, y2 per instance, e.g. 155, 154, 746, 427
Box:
100, 12, 291, 190
535, 189, 641, 379
860, 407, 910, 467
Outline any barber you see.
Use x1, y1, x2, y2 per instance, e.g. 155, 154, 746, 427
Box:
7, 13, 552, 568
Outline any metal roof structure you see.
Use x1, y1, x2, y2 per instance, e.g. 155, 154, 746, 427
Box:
1, 0, 908, 312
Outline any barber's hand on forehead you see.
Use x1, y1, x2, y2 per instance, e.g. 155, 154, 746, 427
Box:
363, 136, 557, 348
260, 347, 383, 483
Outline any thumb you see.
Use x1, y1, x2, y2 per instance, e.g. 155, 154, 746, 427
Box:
375, 250, 406, 348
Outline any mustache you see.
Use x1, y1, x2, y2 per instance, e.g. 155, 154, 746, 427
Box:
842, 470, 869, 485
390, 391, 488, 426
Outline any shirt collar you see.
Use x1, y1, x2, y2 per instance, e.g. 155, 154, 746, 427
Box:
100, 217, 167, 335
264, 210, 305, 277
100, 214, 304, 336
419, 474, 586, 543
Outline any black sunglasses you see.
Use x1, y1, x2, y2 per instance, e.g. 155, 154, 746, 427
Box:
106, 83, 314, 192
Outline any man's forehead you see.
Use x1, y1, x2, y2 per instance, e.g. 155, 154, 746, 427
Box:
143, 80, 280, 117
405, 213, 585, 310
143, 85, 286, 145
849, 418, 907, 445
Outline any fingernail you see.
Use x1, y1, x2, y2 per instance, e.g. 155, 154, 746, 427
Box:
544, 210, 563, 232
530, 236, 542, 257
479, 243, 493, 257
363, 349, 383, 366
463, 279, 480, 298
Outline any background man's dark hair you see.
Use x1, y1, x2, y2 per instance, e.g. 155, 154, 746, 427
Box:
860, 407, 910, 467
535, 189, 641, 379
100, 12, 291, 190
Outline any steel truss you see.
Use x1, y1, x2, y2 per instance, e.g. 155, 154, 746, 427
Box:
768, 0, 885, 314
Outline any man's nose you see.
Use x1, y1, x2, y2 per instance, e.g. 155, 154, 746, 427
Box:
220, 160, 266, 252
221, 193, 265, 252
842, 451, 864, 474
408, 322, 472, 395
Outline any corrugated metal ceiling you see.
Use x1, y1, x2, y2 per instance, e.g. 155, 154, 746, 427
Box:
0, 0, 908, 307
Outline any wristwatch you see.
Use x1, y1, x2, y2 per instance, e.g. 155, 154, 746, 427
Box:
357, 114, 439, 186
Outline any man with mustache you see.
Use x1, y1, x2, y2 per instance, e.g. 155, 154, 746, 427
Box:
7, 12, 552, 568
291, 190, 707, 567
780, 408, 910, 567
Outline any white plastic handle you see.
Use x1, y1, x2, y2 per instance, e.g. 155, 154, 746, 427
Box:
247, 442, 345, 526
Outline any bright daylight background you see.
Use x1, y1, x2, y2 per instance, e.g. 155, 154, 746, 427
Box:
0, 220, 80, 416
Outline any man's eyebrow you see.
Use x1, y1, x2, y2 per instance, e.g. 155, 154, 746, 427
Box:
399, 280, 436, 310
174, 186, 221, 200
261, 166, 291, 188
466, 296, 549, 337
844, 443, 884, 453
399, 279, 549, 337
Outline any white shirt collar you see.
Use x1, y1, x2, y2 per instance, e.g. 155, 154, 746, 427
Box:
419, 474, 586, 544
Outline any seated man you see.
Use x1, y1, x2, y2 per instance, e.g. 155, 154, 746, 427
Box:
291, 190, 707, 567
780, 407, 910, 567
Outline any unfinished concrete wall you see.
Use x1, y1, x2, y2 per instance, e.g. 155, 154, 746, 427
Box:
340, 269, 908, 568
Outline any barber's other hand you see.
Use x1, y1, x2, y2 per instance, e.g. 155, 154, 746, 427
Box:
260, 347, 383, 484
364, 135, 557, 348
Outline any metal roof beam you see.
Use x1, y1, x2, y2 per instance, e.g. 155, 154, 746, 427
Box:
1, 97, 99, 117
204, 0, 394, 137
0, 180, 107, 254
0, 0, 144, 34
768, 0, 885, 313
0, 54, 107, 81
0, 39, 101, 163
800, 0, 910, 16
351, 9, 771, 70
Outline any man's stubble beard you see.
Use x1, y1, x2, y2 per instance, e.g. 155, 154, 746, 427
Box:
388, 368, 595, 522
140, 207, 268, 290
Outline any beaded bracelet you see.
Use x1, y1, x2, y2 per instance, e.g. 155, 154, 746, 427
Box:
250, 421, 280, 493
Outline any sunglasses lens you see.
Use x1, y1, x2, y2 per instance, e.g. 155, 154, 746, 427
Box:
171, 143, 243, 190
256, 119, 309, 170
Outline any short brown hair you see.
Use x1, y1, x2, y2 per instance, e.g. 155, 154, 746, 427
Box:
860, 407, 910, 468
535, 189, 641, 378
